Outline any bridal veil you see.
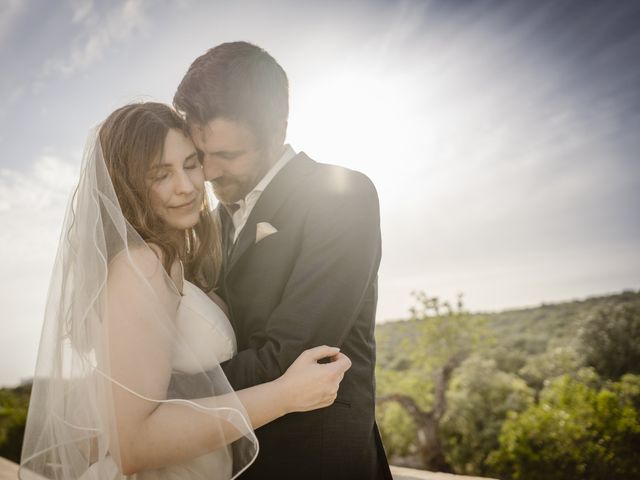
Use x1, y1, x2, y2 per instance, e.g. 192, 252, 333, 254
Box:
19, 125, 258, 479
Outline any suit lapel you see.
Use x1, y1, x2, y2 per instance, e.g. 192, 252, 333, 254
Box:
226, 153, 315, 273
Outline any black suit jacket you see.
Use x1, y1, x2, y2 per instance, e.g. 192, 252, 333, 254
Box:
216, 153, 391, 480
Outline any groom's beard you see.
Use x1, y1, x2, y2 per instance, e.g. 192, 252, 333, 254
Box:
211, 157, 274, 204
211, 176, 249, 204
210, 171, 263, 204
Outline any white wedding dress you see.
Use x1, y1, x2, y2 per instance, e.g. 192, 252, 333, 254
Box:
83, 279, 238, 480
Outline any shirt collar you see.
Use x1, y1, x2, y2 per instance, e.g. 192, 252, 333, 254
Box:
222, 144, 296, 215
252, 144, 296, 195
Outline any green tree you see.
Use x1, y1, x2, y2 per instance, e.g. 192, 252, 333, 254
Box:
376, 292, 493, 471
578, 302, 640, 379
518, 345, 584, 393
376, 400, 418, 458
441, 357, 534, 475
488, 371, 640, 480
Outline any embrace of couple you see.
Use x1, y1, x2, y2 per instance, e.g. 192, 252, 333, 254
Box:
19, 41, 392, 480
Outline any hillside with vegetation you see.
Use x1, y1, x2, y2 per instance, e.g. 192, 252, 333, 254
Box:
375, 289, 640, 479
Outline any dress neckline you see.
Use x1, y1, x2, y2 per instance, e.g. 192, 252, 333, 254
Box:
166, 259, 185, 297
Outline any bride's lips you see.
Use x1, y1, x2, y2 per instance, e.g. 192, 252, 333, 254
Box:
170, 198, 196, 209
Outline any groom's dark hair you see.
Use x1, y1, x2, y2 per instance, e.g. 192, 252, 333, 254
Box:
174, 41, 289, 148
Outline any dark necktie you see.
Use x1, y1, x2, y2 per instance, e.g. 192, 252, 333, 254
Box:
224, 203, 240, 259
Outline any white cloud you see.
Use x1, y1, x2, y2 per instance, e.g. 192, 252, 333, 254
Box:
3, 85, 25, 109
43, 0, 149, 77
70, 0, 95, 24
0, 0, 28, 47
0, 155, 77, 211
0, 153, 78, 386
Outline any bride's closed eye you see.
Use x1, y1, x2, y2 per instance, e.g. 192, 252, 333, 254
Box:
149, 168, 170, 182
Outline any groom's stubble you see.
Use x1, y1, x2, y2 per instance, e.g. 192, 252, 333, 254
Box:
190, 117, 281, 205
210, 158, 271, 205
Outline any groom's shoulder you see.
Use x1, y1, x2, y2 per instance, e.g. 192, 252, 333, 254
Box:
297, 153, 378, 200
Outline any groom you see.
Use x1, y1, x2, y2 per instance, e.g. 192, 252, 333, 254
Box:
173, 41, 392, 480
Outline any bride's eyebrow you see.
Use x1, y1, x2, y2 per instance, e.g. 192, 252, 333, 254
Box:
148, 152, 198, 170
148, 163, 170, 171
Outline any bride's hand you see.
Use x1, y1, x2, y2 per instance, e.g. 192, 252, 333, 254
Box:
275, 345, 351, 414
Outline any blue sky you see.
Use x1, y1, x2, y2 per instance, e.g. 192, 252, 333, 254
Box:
1, 0, 639, 386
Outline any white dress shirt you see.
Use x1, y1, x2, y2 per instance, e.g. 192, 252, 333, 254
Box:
227, 144, 296, 243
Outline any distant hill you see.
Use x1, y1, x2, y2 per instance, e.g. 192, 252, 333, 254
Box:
485, 290, 640, 353
376, 289, 640, 370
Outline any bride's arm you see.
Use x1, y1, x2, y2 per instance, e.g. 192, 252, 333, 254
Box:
104, 248, 350, 475
121, 346, 347, 474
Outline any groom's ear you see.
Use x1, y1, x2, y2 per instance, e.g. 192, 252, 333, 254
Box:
267, 119, 287, 157
273, 119, 287, 147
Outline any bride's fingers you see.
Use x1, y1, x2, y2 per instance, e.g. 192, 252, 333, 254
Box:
328, 353, 351, 373
305, 345, 341, 362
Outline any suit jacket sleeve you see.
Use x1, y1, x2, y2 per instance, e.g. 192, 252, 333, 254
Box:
221, 170, 381, 390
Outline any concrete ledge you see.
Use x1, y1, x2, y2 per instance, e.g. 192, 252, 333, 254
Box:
0, 457, 18, 480
391, 465, 498, 480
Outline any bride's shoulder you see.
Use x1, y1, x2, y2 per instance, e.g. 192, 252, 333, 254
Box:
107, 244, 167, 282
108, 243, 183, 296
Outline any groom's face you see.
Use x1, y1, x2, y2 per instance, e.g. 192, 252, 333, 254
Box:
190, 118, 273, 204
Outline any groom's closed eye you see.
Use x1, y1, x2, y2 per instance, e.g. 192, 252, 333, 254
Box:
211, 150, 245, 160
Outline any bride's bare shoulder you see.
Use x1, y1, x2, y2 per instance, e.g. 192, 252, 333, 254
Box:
108, 243, 183, 295
107, 244, 166, 281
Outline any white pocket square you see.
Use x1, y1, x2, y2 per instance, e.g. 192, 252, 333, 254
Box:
256, 222, 278, 244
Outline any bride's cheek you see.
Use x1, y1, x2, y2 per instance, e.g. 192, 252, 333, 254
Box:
190, 166, 205, 184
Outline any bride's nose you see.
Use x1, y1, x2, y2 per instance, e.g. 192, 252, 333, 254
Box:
174, 170, 196, 195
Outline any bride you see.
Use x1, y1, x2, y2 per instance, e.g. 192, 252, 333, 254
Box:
19, 102, 351, 479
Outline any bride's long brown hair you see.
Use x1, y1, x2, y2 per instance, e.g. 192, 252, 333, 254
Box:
99, 102, 221, 292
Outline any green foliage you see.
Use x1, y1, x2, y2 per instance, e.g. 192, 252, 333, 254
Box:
518, 346, 584, 391
578, 301, 640, 379
611, 373, 640, 410
0, 384, 31, 463
376, 292, 493, 411
375, 290, 640, 476
376, 401, 417, 458
488, 372, 640, 480
485, 345, 528, 375
376, 364, 433, 411
376, 292, 495, 468
441, 357, 534, 476
404, 292, 494, 371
